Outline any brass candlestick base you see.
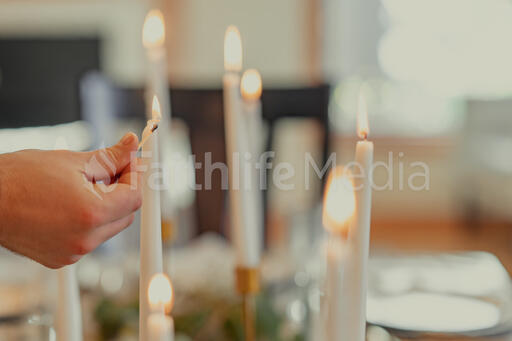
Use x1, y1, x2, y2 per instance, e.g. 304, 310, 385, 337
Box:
235, 266, 261, 341
242, 294, 256, 341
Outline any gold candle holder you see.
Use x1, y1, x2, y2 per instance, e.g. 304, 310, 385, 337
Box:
235, 266, 261, 341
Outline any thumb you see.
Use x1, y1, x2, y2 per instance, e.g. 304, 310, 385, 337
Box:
84, 132, 139, 182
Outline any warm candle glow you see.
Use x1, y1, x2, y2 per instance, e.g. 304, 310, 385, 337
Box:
322, 166, 356, 235
241, 69, 262, 101
148, 273, 174, 313
357, 92, 369, 139
152, 95, 162, 121
224, 25, 242, 72
143, 9, 165, 49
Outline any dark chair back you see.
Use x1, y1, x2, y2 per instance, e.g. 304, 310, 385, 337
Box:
172, 86, 331, 238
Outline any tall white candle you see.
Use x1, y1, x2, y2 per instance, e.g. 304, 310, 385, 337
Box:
142, 9, 175, 230
324, 235, 342, 341
147, 273, 175, 341
321, 167, 356, 341
148, 314, 174, 341
240, 69, 263, 267
142, 9, 171, 122
223, 26, 259, 267
345, 92, 374, 341
55, 265, 82, 341
140, 96, 164, 341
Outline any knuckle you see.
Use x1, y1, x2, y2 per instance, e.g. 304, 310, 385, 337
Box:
78, 204, 102, 229
62, 255, 81, 266
104, 149, 119, 172
127, 213, 136, 226
79, 208, 95, 228
52, 255, 81, 268
106, 148, 118, 163
134, 192, 143, 210
43, 261, 62, 270
72, 238, 94, 255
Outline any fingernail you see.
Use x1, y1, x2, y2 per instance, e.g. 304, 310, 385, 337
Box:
121, 133, 135, 145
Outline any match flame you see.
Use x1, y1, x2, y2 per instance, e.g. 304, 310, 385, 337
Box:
322, 166, 356, 235
143, 9, 165, 49
138, 95, 161, 149
224, 25, 242, 72
152, 95, 162, 121
241, 69, 262, 101
357, 91, 369, 139
148, 273, 174, 314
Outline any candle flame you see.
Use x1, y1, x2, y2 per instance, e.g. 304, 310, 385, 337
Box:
152, 95, 162, 121
357, 91, 369, 139
241, 69, 262, 101
322, 166, 356, 235
224, 25, 242, 72
143, 9, 165, 49
148, 273, 174, 313
138, 95, 161, 149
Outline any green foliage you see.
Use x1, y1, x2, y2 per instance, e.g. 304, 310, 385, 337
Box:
94, 298, 138, 340
255, 293, 282, 341
174, 309, 210, 338
94, 290, 305, 341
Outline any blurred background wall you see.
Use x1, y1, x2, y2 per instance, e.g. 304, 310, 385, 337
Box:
0, 0, 317, 86
164, 0, 317, 85
0, 0, 147, 85
0, 0, 510, 266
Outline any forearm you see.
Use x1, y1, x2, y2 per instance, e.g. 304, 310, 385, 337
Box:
0, 152, 13, 246
0, 153, 8, 246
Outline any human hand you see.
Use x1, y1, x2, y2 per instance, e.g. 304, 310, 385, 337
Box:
0, 132, 142, 268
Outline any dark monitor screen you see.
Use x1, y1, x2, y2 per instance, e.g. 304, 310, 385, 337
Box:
0, 38, 100, 128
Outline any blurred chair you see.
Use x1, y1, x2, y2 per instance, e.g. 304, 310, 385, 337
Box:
171, 85, 331, 241
79, 72, 331, 240
457, 98, 512, 226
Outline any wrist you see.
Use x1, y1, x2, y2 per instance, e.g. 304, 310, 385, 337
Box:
0, 153, 10, 244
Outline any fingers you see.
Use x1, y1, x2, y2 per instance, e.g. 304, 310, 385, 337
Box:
83, 132, 139, 183
61, 214, 136, 266
88, 213, 136, 251
117, 158, 142, 185
98, 183, 142, 223
90, 161, 142, 224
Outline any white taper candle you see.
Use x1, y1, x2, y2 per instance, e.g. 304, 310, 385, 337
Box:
223, 25, 260, 267
143, 9, 171, 122
139, 97, 164, 340
148, 314, 175, 341
55, 265, 82, 341
321, 167, 356, 341
324, 235, 347, 341
344, 91, 374, 341
240, 69, 264, 267
147, 273, 175, 341
347, 139, 373, 341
